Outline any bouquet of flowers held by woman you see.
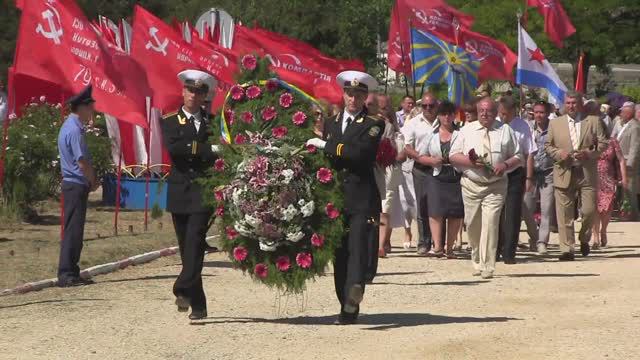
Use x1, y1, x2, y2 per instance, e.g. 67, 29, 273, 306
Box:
201, 56, 344, 293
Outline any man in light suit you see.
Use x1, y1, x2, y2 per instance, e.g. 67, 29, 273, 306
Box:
613, 102, 640, 220
544, 91, 608, 261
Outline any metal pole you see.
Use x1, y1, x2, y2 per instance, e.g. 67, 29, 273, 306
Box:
114, 147, 123, 236
143, 97, 151, 232
409, 20, 417, 100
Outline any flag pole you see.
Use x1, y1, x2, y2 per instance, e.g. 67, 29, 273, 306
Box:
408, 20, 417, 100
114, 146, 123, 236
517, 15, 526, 113
143, 97, 152, 232
59, 92, 66, 242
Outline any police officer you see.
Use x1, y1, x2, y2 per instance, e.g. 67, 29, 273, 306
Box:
161, 70, 218, 320
57, 85, 98, 287
306, 71, 383, 325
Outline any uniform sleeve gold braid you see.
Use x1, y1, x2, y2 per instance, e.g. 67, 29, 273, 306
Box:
337, 143, 344, 156
192, 141, 197, 155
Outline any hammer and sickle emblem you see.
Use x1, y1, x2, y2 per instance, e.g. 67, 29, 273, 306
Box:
36, 3, 63, 45
145, 27, 169, 56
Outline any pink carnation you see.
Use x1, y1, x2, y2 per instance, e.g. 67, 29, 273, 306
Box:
39, 95, 46, 103
306, 144, 317, 153
214, 205, 225, 217
224, 109, 235, 126
254, 263, 268, 279
265, 79, 279, 92
276, 256, 291, 272
241, 54, 257, 71
271, 126, 288, 139
296, 252, 313, 269
230, 85, 245, 101
316, 167, 333, 184
234, 134, 247, 144
226, 226, 239, 240
325, 203, 340, 220
246, 85, 262, 99
279, 93, 294, 108
214, 190, 225, 202
214, 158, 225, 172
292, 111, 307, 126
233, 246, 248, 261
261, 106, 277, 122
241, 111, 254, 124
311, 233, 325, 248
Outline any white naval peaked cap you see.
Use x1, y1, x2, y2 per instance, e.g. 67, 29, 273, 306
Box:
336, 70, 378, 92
178, 69, 218, 93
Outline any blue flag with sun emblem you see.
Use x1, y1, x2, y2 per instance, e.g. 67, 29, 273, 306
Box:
410, 28, 480, 106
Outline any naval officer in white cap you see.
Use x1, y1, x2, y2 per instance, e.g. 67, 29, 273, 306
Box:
161, 69, 218, 320
306, 70, 384, 325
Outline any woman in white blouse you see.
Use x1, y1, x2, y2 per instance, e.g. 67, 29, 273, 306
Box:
414, 101, 464, 258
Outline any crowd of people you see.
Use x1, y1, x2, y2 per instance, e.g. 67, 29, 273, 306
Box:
354, 89, 640, 279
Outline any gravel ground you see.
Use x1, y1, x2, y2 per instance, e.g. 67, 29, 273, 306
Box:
1, 222, 639, 360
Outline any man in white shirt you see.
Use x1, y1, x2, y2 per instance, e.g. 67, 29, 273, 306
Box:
402, 92, 438, 255
395, 95, 415, 128
497, 97, 537, 264
450, 97, 522, 279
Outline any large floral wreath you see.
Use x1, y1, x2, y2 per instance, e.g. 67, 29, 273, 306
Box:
200, 56, 344, 293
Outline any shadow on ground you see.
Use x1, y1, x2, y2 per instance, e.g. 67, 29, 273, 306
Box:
193, 312, 521, 330
0, 298, 107, 310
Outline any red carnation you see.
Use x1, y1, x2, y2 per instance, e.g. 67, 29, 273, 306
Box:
234, 134, 247, 144
254, 263, 268, 278
226, 226, 239, 240
276, 256, 291, 272
325, 203, 340, 219
265, 79, 279, 92
241, 54, 257, 71
233, 246, 248, 261
296, 252, 313, 269
214, 205, 225, 217
246, 85, 262, 99
241, 111, 254, 124
376, 138, 398, 168
306, 144, 317, 153
224, 109, 235, 126
261, 106, 277, 122
214, 190, 225, 202
468, 148, 479, 162
311, 233, 325, 248
292, 111, 307, 126
316, 167, 333, 184
214, 158, 225, 172
279, 93, 294, 108
271, 126, 288, 139
230, 85, 245, 101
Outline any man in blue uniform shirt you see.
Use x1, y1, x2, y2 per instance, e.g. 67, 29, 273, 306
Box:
57, 85, 99, 287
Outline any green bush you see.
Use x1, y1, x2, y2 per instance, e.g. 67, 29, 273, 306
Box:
621, 86, 640, 103
2, 101, 113, 220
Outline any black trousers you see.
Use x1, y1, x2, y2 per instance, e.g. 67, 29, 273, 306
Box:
172, 211, 211, 311
334, 213, 379, 313
365, 217, 380, 283
412, 166, 432, 250
58, 181, 89, 281
498, 167, 526, 260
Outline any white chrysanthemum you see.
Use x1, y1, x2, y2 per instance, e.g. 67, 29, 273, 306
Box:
286, 231, 305, 243
281, 169, 294, 184
281, 204, 299, 221
232, 187, 245, 203
236, 161, 247, 173
259, 240, 278, 252
234, 221, 253, 237
301, 201, 315, 217
245, 214, 262, 228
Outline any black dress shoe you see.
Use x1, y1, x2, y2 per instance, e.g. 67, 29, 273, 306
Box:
204, 245, 219, 253
333, 312, 358, 325
503, 258, 517, 265
558, 252, 575, 261
57, 277, 95, 287
175, 296, 190, 312
189, 309, 208, 320
580, 242, 590, 257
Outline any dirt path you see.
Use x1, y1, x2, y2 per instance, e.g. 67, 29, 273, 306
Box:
1, 222, 639, 360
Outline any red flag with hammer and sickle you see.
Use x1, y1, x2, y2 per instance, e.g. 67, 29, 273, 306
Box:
13, 0, 152, 127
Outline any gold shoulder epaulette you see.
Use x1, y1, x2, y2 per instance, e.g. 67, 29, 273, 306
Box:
162, 111, 178, 119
